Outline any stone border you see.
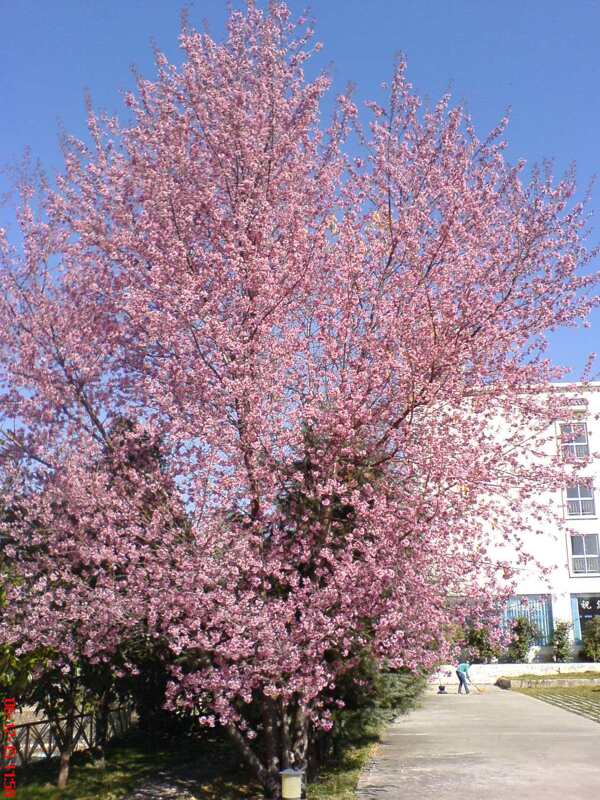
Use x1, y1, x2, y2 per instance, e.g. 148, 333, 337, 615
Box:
430, 662, 600, 685
497, 677, 600, 689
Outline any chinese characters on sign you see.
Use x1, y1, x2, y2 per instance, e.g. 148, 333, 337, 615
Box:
2, 698, 16, 798
578, 596, 600, 624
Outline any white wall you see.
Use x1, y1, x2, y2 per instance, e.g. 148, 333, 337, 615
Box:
485, 384, 600, 647
432, 662, 600, 685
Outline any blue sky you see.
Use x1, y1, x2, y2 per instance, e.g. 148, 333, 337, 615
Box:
1, 0, 599, 375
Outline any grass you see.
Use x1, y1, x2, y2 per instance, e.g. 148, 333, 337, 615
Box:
15, 724, 384, 800
516, 686, 600, 699
515, 685, 600, 724
14, 729, 262, 800
567, 685, 600, 696
501, 670, 600, 682
307, 726, 381, 800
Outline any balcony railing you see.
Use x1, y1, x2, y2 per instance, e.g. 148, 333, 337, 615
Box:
572, 556, 600, 574
562, 443, 590, 459
567, 498, 596, 516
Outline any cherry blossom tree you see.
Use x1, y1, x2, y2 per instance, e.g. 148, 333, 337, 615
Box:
0, 421, 185, 786
0, 2, 597, 795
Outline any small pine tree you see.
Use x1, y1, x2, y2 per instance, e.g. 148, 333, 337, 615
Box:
465, 626, 500, 664
551, 621, 572, 663
505, 617, 540, 663
582, 618, 600, 662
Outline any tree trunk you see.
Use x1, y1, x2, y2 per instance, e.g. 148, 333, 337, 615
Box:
262, 699, 281, 798
225, 722, 276, 794
93, 691, 111, 768
225, 701, 311, 799
56, 706, 76, 789
226, 713, 284, 799
280, 700, 291, 770
292, 703, 309, 770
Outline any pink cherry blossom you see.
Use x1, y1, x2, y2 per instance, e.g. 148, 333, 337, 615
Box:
0, 2, 598, 795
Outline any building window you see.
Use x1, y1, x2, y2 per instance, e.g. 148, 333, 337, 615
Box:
571, 534, 600, 574
559, 421, 589, 460
571, 594, 600, 644
566, 483, 595, 517
501, 595, 554, 646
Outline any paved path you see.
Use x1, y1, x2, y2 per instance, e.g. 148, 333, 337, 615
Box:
125, 768, 198, 799
356, 687, 600, 799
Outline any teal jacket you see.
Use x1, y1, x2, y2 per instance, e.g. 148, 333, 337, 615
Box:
457, 663, 470, 677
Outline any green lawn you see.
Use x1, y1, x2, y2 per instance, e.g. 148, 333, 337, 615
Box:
14, 730, 262, 800
307, 729, 380, 800
515, 686, 600, 724
501, 670, 600, 682
15, 726, 381, 799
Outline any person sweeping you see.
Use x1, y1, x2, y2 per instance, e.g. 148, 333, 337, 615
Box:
456, 660, 472, 694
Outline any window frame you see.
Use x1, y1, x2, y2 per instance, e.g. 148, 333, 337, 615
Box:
501, 594, 554, 647
564, 482, 596, 518
569, 533, 600, 576
558, 420, 590, 461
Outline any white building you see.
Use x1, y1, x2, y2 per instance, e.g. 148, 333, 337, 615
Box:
497, 383, 600, 659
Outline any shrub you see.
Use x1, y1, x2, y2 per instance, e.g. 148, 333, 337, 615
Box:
310, 653, 426, 768
464, 626, 501, 664
582, 617, 600, 662
551, 621, 573, 663
504, 616, 540, 663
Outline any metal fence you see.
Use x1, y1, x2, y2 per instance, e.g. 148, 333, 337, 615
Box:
5, 706, 132, 767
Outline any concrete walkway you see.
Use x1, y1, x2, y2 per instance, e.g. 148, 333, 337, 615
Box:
356, 687, 600, 799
